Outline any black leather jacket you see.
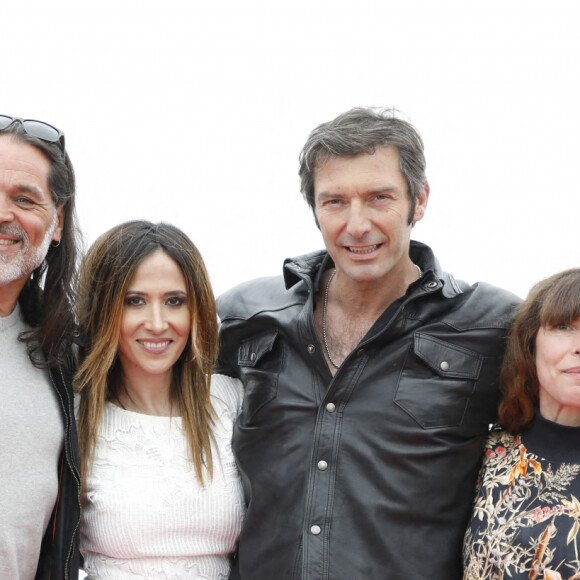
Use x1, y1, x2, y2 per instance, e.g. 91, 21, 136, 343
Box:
217, 242, 521, 580
35, 359, 81, 580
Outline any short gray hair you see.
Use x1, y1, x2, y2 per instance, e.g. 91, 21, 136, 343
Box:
299, 107, 426, 218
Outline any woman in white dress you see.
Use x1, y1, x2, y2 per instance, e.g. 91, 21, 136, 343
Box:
74, 221, 244, 579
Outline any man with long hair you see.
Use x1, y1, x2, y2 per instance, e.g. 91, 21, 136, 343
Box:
0, 116, 81, 580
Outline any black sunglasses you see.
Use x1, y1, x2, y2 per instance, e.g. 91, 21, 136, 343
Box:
0, 115, 66, 157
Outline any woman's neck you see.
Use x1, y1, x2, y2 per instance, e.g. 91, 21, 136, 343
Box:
116, 370, 177, 416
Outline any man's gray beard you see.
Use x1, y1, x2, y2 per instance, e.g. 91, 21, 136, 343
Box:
0, 211, 58, 287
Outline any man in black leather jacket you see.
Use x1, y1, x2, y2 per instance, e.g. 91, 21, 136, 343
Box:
218, 108, 521, 579
0, 116, 81, 580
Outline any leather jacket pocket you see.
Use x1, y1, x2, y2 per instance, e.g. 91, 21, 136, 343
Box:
238, 328, 282, 422
394, 332, 483, 428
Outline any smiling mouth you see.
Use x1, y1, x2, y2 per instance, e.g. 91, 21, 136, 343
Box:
0, 239, 19, 246
347, 244, 381, 254
138, 340, 172, 352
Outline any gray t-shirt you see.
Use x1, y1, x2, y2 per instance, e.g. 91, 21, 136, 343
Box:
0, 303, 64, 579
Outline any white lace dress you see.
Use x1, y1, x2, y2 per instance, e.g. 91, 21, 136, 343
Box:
80, 374, 245, 579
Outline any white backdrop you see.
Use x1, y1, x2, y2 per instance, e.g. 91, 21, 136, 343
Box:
5, 1, 579, 300
4, 1, 578, 576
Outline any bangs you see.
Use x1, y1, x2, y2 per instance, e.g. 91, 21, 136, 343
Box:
539, 269, 580, 327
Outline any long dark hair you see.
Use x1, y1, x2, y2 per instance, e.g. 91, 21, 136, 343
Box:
3, 125, 81, 369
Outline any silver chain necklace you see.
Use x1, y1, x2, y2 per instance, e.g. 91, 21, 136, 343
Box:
322, 269, 340, 369
322, 264, 422, 370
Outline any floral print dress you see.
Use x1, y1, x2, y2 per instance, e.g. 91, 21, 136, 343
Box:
463, 413, 580, 580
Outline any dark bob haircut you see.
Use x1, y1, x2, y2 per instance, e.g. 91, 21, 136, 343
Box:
498, 268, 580, 432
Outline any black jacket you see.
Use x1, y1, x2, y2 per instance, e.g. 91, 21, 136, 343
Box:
35, 360, 81, 580
217, 242, 521, 579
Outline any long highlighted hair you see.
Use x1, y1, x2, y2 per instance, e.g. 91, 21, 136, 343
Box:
74, 221, 218, 494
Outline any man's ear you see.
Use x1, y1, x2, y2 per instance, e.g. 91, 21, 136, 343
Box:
52, 204, 66, 244
412, 180, 430, 223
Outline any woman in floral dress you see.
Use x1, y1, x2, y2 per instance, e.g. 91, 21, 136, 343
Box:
464, 269, 580, 580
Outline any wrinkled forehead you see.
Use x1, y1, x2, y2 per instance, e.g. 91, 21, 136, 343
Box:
313, 146, 405, 195
0, 135, 53, 200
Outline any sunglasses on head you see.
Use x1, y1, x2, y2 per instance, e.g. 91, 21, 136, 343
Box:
0, 115, 66, 157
